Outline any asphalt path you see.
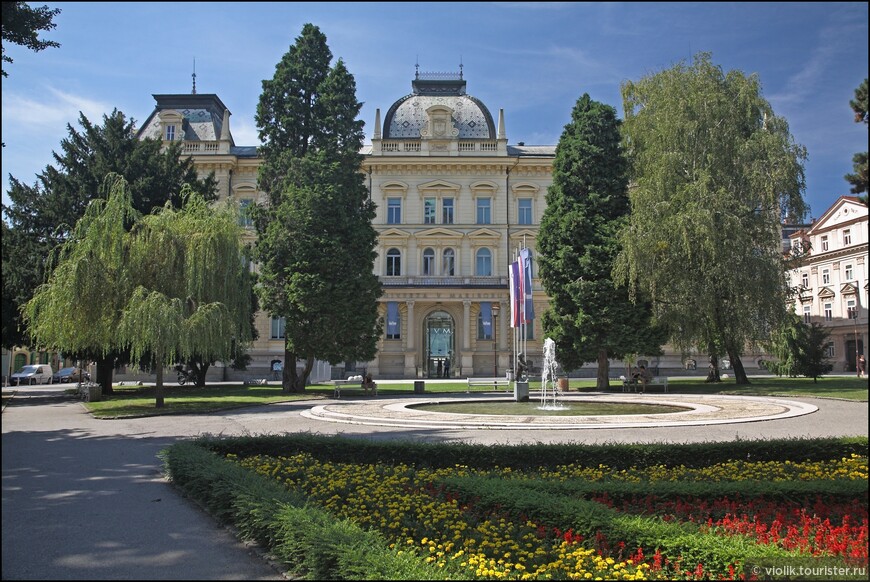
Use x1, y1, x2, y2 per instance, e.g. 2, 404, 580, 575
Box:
2, 382, 867, 580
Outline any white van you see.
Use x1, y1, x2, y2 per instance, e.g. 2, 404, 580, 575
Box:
11, 364, 54, 385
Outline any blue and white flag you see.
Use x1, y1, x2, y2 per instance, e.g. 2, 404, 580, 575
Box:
386, 302, 399, 336
480, 301, 492, 336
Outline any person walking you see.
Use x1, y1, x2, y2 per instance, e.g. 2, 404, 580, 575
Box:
858, 354, 866, 379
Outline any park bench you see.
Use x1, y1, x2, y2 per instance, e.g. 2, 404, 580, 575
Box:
466, 377, 511, 393
331, 378, 377, 398
622, 376, 669, 393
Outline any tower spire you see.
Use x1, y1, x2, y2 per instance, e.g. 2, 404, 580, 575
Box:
192, 57, 197, 94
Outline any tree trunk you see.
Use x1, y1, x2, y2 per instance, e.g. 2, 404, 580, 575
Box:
188, 360, 209, 387
596, 349, 610, 391
155, 363, 165, 408
283, 347, 306, 393
95, 354, 114, 395
705, 353, 721, 383
729, 353, 750, 385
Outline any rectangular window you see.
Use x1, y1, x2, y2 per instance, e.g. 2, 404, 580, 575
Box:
386, 302, 400, 340
270, 316, 286, 339
238, 199, 254, 227
824, 303, 832, 321
476, 197, 491, 225
847, 299, 857, 320
442, 198, 454, 224
165, 125, 175, 141
821, 235, 829, 251
845, 264, 853, 280
843, 229, 851, 246
822, 269, 830, 285
424, 197, 436, 224
387, 198, 401, 224
825, 342, 835, 358
803, 305, 812, 324
801, 272, 809, 288
518, 198, 532, 225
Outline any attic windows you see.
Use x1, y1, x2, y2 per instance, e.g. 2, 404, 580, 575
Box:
165, 125, 176, 141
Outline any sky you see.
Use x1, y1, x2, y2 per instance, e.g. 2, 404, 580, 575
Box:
2, 2, 868, 220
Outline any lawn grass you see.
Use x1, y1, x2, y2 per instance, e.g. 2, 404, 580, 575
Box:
81, 374, 867, 418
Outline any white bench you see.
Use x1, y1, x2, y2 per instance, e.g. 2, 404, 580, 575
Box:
466, 377, 511, 392
331, 379, 376, 398
622, 376, 669, 393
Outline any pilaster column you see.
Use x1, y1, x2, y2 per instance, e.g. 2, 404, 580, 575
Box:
408, 236, 418, 277
405, 301, 415, 349
463, 300, 471, 350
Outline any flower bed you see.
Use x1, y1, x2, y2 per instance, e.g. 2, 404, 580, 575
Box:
229, 451, 868, 579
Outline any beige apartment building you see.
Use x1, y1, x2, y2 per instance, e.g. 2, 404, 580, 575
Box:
788, 196, 869, 373
134, 72, 777, 381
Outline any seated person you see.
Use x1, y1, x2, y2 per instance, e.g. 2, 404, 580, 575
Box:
361, 373, 377, 396
635, 365, 653, 391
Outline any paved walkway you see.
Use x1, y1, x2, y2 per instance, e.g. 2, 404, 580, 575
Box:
2, 384, 867, 579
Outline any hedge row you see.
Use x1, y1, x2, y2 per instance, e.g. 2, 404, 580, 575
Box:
161, 441, 462, 580
196, 433, 868, 470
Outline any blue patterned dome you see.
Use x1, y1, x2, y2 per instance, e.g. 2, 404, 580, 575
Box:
383, 73, 496, 139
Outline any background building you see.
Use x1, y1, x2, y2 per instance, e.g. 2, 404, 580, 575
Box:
788, 196, 869, 373
135, 72, 781, 381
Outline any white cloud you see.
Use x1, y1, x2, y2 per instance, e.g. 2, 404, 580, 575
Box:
230, 118, 261, 148
2, 86, 111, 130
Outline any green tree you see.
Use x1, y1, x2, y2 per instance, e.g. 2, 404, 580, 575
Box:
616, 52, 808, 385
254, 24, 381, 392
25, 175, 253, 407
120, 183, 253, 406
846, 78, 868, 200
22, 175, 140, 394
765, 313, 832, 382
538, 94, 664, 390
1, 1, 60, 77
2, 110, 217, 380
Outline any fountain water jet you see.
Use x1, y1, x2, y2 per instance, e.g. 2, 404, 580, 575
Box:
539, 338, 567, 410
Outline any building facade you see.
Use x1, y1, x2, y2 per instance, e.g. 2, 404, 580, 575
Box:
135, 73, 779, 380
788, 196, 869, 373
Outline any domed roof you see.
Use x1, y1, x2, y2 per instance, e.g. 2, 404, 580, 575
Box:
383, 73, 496, 140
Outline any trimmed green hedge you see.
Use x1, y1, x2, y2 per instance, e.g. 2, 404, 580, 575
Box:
161, 441, 463, 580
196, 432, 867, 470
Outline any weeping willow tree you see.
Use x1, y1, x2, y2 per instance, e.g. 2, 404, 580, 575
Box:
24, 174, 140, 395
26, 174, 252, 406
615, 53, 808, 384
119, 180, 253, 407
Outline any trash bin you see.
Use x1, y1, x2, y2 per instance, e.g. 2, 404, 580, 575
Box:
558, 377, 569, 391
414, 380, 425, 394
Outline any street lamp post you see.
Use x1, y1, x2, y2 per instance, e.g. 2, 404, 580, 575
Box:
491, 303, 500, 378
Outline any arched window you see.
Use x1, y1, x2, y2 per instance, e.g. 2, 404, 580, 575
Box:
476, 248, 492, 276
422, 248, 435, 275
386, 248, 402, 276
442, 248, 455, 276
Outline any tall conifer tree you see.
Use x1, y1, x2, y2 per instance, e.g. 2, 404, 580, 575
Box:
538, 94, 664, 390
254, 24, 381, 392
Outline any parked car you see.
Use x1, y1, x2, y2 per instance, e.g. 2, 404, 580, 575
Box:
52, 366, 90, 383
11, 364, 54, 385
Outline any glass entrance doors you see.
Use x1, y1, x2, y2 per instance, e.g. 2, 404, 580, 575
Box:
425, 311, 454, 378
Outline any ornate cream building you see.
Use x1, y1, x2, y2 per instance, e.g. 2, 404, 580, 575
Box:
788, 196, 868, 373
135, 72, 778, 380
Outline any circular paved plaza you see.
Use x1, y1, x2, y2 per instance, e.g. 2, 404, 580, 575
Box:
301, 392, 819, 430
